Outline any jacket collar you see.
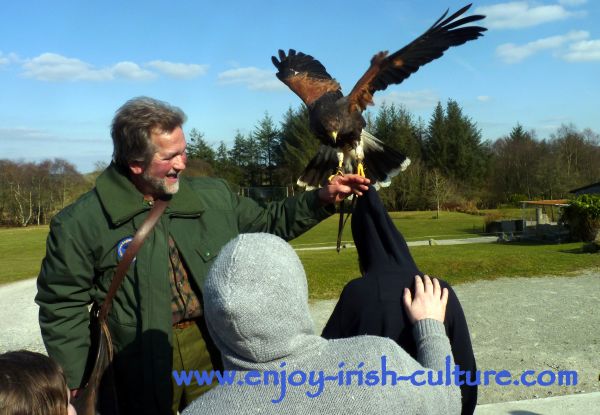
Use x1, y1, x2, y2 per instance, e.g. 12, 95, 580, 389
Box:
95, 163, 206, 226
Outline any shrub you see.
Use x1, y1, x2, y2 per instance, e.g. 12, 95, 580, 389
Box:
561, 194, 600, 242
484, 212, 504, 226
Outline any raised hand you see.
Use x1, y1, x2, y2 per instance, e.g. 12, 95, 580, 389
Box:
403, 275, 449, 324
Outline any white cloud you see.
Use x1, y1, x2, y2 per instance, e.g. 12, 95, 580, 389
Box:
20, 53, 209, 81
477, 95, 491, 102
375, 90, 439, 111
562, 39, 600, 61
496, 30, 589, 63
217, 67, 284, 91
0, 52, 9, 66
111, 61, 155, 80
475, 1, 583, 29
146, 60, 208, 79
21, 53, 158, 81
0, 51, 19, 66
22, 53, 111, 81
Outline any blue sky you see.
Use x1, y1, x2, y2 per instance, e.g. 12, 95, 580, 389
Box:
1, 0, 599, 173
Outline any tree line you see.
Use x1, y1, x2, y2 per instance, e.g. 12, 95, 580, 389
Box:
185, 100, 600, 211
1, 100, 599, 226
0, 159, 88, 226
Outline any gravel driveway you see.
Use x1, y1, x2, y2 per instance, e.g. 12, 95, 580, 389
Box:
2, 270, 599, 405
310, 270, 600, 404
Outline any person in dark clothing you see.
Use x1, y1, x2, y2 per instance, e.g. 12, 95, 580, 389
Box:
322, 187, 478, 415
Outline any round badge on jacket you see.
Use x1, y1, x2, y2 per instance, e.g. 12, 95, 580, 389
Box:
117, 236, 136, 262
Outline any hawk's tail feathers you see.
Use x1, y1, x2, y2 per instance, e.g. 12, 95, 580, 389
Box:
297, 145, 339, 190
360, 129, 411, 190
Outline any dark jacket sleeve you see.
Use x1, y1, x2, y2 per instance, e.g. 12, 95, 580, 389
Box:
35, 215, 95, 389
445, 285, 478, 415
321, 282, 357, 339
322, 277, 387, 339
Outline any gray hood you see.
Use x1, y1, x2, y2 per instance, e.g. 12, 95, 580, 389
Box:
203, 233, 321, 370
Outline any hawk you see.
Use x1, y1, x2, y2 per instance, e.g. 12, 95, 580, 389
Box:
272, 4, 486, 189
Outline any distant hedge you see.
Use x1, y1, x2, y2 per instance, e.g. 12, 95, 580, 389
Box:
561, 194, 600, 241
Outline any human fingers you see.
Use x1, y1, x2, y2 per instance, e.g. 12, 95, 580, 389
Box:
403, 287, 413, 308
414, 275, 424, 295
327, 182, 351, 197
441, 287, 449, 316
423, 274, 433, 295
339, 174, 370, 196
343, 174, 370, 184
340, 175, 370, 192
432, 277, 441, 298
403, 287, 416, 324
352, 187, 364, 197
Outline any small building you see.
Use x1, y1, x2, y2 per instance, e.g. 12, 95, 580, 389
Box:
570, 181, 600, 196
521, 199, 570, 225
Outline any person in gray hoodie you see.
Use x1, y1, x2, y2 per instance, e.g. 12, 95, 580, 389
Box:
183, 233, 461, 415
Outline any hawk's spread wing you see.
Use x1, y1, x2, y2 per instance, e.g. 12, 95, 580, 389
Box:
348, 4, 487, 112
272, 49, 342, 106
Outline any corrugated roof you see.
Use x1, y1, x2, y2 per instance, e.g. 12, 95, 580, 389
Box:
521, 199, 569, 206
569, 181, 600, 194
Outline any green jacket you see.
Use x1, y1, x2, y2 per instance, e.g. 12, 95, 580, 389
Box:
36, 164, 333, 414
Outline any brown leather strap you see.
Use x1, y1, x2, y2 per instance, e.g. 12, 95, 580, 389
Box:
99, 199, 169, 321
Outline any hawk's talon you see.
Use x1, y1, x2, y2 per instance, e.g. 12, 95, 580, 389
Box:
328, 169, 344, 184
356, 162, 365, 177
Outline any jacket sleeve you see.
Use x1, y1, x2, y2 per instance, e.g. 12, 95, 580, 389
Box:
411, 318, 462, 414
445, 286, 478, 415
321, 278, 363, 339
228, 183, 335, 241
35, 215, 95, 389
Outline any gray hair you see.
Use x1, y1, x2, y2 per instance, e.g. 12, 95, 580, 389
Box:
111, 97, 187, 169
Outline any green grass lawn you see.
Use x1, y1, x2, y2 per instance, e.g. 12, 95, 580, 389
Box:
291, 211, 486, 247
1, 213, 598, 300
0, 226, 49, 284
301, 242, 600, 299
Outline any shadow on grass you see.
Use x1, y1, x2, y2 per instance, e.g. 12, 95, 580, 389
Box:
495, 240, 546, 246
559, 248, 586, 254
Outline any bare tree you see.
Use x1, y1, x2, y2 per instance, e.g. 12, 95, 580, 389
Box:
428, 169, 452, 219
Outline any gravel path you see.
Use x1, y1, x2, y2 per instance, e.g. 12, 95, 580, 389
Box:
310, 270, 600, 404
2, 271, 599, 405
0, 278, 46, 354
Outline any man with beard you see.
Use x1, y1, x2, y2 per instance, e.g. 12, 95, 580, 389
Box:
35, 97, 369, 415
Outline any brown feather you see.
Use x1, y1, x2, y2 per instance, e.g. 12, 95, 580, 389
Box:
347, 51, 389, 112
347, 4, 486, 113
284, 74, 341, 106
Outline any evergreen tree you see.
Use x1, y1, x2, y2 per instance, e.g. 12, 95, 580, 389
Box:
423, 102, 448, 176
253, 113, 281, 186
187, 128, 215, 163
423, 100, 488, 188
371, 103, 423, 209
215, 141, 229, 166
229, 130, 250, 169
214, 141, 242, 188
228, 130, 261, 186
444, 99, 488, 185
490, 123, 540, 202
279, 106, 320, 185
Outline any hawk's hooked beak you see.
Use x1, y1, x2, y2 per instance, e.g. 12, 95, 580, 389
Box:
330, 131, 338, 143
